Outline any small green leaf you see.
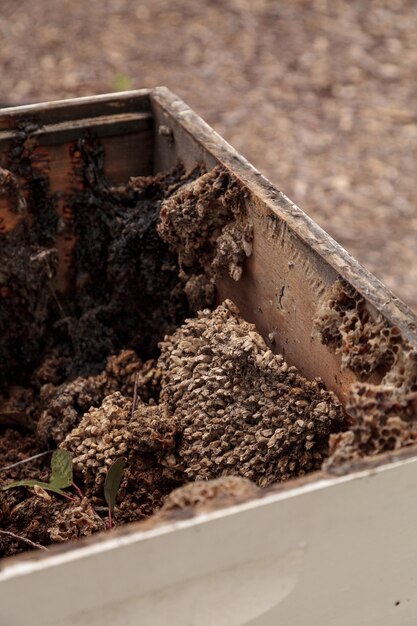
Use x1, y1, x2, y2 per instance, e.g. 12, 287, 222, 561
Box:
113, 73, 132, 92
50, 449, 73, 489
2, 479, 68, 497
104, 457, 126, 512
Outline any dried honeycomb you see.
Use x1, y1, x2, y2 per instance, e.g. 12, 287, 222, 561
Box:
37, 349, 143, 446
157, 166, 253, 309
159, 300, 345, 486
325, 387, 417, 469
315, 280, 417, 471
315, 281, 417, 469
325, 344, 417, 469
60, 300, 344, 498
48, 497, 105, 543
313, 279, 402, 378
60, 392, 131, 484
158, 476, 260, 517
61, 392, 178, 493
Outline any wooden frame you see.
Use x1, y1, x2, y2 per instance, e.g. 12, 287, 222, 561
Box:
1, 89, 416, 625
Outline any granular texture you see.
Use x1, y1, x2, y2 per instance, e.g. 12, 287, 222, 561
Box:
0, 297, 347, 558
0, 490, 104, 556
157, 476, 260, 518
0, 136, 353, 557
158, 166, 253, 310
37, 349, 143, 446
0, 386, 37, 431
61, 392, 179, 494
325, 344, 417, 469
0, 239, 59, 393
313, 279, 402, 379
58, 143, 199, 373
48, 497, 105, 543
314, 280, 417, 469
60, 300, 344, 506
159, 300, 345, 486
61, 392, 132, 486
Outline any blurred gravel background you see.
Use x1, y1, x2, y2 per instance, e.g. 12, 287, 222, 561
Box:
1, 0, 417, 308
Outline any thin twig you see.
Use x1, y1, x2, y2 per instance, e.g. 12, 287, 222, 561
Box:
131, 374, 139, 419
72, 482, 84, 499
0, 530, 49, 552
47, 282, 67, 320
59, 492, 76, 502
0, 450, 53, 473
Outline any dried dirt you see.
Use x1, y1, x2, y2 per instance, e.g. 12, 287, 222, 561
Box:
1, 0, 417, 310
0, 140, 197, 556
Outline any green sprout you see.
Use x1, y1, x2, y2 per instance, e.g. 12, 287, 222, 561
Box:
104, 457, 126, 529
2, 449, 74, 498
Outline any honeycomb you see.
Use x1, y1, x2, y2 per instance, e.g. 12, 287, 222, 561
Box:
37, 349, 144, 446
158, 476, 260, 517
159, 300, 345, 486
157, 166, 253, 310
313, 279, 402, 379
314, 280, 417, 468
60, 300, 344, 496
325, 344, 417, 469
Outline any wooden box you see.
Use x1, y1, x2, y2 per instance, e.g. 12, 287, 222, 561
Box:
0, 88, 416, 626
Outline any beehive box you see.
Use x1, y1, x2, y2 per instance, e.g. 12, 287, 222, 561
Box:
1, 88, 417, 626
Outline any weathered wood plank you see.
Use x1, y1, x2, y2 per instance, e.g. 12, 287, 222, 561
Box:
0, 90, 151, 129
0, 112, 152, 148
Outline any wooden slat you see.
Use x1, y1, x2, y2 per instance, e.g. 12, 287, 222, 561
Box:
0, 90, 151, 129
0, 112, 152, 148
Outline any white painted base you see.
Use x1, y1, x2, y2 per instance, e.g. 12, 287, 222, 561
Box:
1, 455, 416, 625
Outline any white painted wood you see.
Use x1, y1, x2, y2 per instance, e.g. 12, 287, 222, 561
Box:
1, 456, 416, 625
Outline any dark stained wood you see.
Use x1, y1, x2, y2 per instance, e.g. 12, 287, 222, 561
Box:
0, 92, 154, 293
